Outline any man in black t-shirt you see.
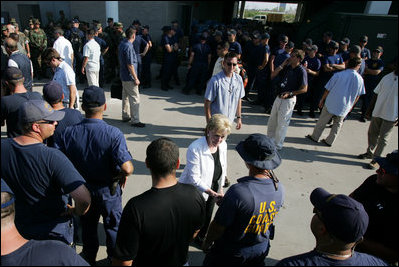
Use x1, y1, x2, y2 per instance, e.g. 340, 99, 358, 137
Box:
113, 138, 205, 266
350, 150, 398, 265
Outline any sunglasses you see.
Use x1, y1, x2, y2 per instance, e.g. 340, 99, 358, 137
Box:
37, 120, 56, 125
226, 62, 237, 67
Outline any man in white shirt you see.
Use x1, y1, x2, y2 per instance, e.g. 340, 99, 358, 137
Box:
307, 57, 365, 147
358, 65, 398, 169
53, 27, 74, 68
43, 48, 79, 109
82, 28, 101, 86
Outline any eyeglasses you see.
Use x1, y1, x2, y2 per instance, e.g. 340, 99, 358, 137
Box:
36, 120, 56, 125
226, 62, 237, 67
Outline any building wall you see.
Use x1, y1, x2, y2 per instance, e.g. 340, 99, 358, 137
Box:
69, 2, 106, 25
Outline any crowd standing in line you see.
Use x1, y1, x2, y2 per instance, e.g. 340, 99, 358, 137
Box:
1, 13, 398, 266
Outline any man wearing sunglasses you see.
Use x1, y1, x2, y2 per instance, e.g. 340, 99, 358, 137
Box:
1, 99, 91, 247
205, 51, 245, 130
350, 150, 398, 265
277, 187, 388, 266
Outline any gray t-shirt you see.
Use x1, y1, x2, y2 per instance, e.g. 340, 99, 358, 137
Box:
205, 71, 245, 122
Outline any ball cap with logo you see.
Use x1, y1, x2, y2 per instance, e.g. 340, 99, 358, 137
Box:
310, 187, 369, 243
19, 99, 65, 124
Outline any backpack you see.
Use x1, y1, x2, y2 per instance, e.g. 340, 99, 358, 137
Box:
70, 30, 83, 53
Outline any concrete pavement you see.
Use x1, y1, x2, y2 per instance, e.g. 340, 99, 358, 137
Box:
2, 63, 397, 265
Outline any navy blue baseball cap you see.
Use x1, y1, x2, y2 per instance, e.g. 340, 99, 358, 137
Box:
43, 81, 63, 103
236, 134, 281, 170
162, 25, 171, 32
261, 33, 270, 40
375, 150, 398, 176
5, 67, 24, 81
311, 187, 369, 243
286, 41, 295, 49
72, 18, 79, 23
19, 99, 65, 124
82, 86, 106, 108
328, 40, 339, 49
1, 179, 15, 209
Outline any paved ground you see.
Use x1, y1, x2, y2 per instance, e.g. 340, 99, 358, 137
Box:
2, 63, 397, 266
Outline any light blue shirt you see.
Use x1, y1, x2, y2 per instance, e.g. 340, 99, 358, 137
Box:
325, 69, 365, 116
53, 61, 76, 103
205, 71, 245, 122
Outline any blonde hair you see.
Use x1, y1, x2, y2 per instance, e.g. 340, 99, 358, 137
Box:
205, 114, 232, 137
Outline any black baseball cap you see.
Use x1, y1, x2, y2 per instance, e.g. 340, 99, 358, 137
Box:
82, 86, 106, 108
340, 37, 350, 45
43, 81, 63, 103
328, 41, 339, 49
311, 187, 369, 243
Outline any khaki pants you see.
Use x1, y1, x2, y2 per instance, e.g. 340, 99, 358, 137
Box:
311, 106, 344, 146
122, 81, 140, 123
86, 70, 99, 87
267, 96, 296, 149
366, 117, 396, 158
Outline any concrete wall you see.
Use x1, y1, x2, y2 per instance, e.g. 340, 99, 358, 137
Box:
69, 2, 106, 25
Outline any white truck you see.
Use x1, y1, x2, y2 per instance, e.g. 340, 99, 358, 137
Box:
252, 15, 267, 25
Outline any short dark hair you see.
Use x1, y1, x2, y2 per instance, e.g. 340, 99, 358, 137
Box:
42, 48, 61, 65
348, 57, 362, 68
224, 51, 238, 61
82, 105, 103, 116
125, 27, 136, 39
146, 138, 179, 177
292, 49, 305, 61
9, 33, 19, 42
54, 27, 64, 36
86, 28, 96, 36
20, 121, 35, 135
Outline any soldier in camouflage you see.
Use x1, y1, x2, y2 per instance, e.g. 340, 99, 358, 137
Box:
12, 22, 30, 58
28, 19, 47, 79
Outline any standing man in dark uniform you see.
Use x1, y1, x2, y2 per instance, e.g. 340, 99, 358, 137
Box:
202, 134, 285, 265
140, 25, 152, 88
58, 86, 134, 265
132, 26, 149, 86
65, 19, 85, 84
183, 34, 211, 95
161, 26, 177, 91
94, 23, 109, 88
28, 19, 47, 80
359, 35, 371, 60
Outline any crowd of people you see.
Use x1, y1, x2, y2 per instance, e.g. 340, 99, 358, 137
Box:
1, 12, 398, 267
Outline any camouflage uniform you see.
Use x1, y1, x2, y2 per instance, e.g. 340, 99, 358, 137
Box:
28, 20, 47, 78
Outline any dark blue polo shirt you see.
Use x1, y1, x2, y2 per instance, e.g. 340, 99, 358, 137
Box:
48, 108, 83, 148
277, 64, 308, 94
364, 58, 384, 90
1, 239, 89, 266
319, 53, 344, 86
274, 51, 290, 69
303, 55, 321, 83
192, 43, 211, 65
212, 176, 284, 259
133, 35, 148, 64
118, 38, 138, 81
247, 42, 266, 67
228, 41, 242, 55
161, 34, 174, 59
1, 139, 85, 243
58, 118, 133, 186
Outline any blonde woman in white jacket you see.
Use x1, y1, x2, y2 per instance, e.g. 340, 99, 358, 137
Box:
179, 114, 231, 245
